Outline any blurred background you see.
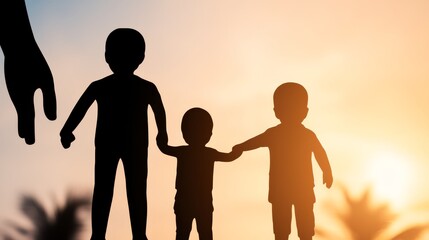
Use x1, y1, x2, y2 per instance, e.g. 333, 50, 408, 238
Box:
1, 0, 428, 239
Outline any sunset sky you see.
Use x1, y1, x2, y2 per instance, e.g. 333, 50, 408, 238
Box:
1, 0, 429, 239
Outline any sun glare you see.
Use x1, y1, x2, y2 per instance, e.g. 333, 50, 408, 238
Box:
366, 150, 414, 209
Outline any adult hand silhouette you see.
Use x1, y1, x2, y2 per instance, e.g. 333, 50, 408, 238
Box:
1, 0, 57, 145
4, 45, 57, 144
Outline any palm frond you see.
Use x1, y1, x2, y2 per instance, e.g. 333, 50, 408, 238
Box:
2, 192, 91, 240
390, 225, 429, 240
19, 195, 49, 231
46, 194, 91, 240
3, 220, 32, 237
334, 187, 396, 240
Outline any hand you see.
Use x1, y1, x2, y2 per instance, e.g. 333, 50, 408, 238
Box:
156, 131, 168, 147
231, 147, 243, 159
4, 44, 57, 144
232, 144, 243, 152
323, 172, 333, 189
60, 133, 75, 149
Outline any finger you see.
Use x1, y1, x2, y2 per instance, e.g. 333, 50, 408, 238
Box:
17, 97, 36, 145
40, 78, 57, 121
61, 139, 70, 149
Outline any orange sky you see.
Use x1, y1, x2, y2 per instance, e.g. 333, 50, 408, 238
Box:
1, 0, 429, 239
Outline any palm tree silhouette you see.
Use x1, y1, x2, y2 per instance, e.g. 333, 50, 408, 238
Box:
317, 186, 428, 240
1, 192, 91, 240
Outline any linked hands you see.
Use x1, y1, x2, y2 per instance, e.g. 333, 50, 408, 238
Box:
232, 144, 243, 152
230, 145, 243, 159
156, 131, 168, 148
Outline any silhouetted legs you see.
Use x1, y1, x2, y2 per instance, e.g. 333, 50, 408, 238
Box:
175, 212, 192, 240
90, 147, 148, 240
195, 211, 213, 240
175, 210, 213, 240
295, 202, 314, 240
272, 202, 314, 240
272, 203, 292, 240
91, 147, 120, 240
122, 149, 148, 240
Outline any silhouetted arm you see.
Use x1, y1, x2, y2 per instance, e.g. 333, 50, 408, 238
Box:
215, 148, 242, 162
150, 85, 168, 148
233, 133, 267, 152
0, 0, 35, 53
0, 0, 57, 145
60, 85, 96, 149
158, 144, 181, 158
312, 135, 333, 188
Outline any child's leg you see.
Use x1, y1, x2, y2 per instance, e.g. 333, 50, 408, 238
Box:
195, 210, 213, 240
272, 202, 292, 240
294, 202, 315, 240
175, 212, 194, 240
122, 149, 148, 240
90, 147, 120, 240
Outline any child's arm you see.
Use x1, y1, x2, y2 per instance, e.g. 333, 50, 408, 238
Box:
215, 148, 243, 162
157, 142, 181, 158
233, 133, 267, 152
149, 84, 168, 147
60, 84, 96, 149
313, 136, 333, 188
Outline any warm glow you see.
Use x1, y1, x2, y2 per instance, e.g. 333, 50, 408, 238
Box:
367, 150, 414, 209
1, 1, 429, 239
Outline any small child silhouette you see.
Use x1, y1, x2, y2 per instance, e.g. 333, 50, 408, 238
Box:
60, 28, 167, 240
158, 107, 241, 240
234, 82, 333, 240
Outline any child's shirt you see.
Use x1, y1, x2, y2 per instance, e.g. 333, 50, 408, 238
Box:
257, 123, 323, 203
64, 74, 163, 149
172, 146, 225, 213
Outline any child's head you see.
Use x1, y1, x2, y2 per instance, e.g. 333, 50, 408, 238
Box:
273, 82, 309, 124
105, 28, 146, 74
181, 108, 213, 146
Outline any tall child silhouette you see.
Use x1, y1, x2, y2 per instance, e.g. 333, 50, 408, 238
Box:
234, 82, 333, 240
60, 28, 167, 240
158, 107, 241, 240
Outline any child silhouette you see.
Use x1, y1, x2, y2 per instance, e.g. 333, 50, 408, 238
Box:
60, 28, 167, 240
158, 107, 241, 240
234, 82, 333, 240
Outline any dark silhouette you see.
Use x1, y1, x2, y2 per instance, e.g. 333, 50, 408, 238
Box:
157, 107, 241, 240
1, 192, 91, 240
0, 0, 57, 145
234, 82, 333, 240
60, 28, 168, 240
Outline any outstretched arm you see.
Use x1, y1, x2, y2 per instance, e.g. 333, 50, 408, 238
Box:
233, 133, 267, 152
215, 148, 243, 162
313, 136, 333, 188
157, 142, 181, 158
0, 0, 57, 145
60, 85, 96, 148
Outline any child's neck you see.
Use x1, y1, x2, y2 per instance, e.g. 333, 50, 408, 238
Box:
280, 121, 303, 127
188, 143, 207, 148
113, 72, 134, 77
